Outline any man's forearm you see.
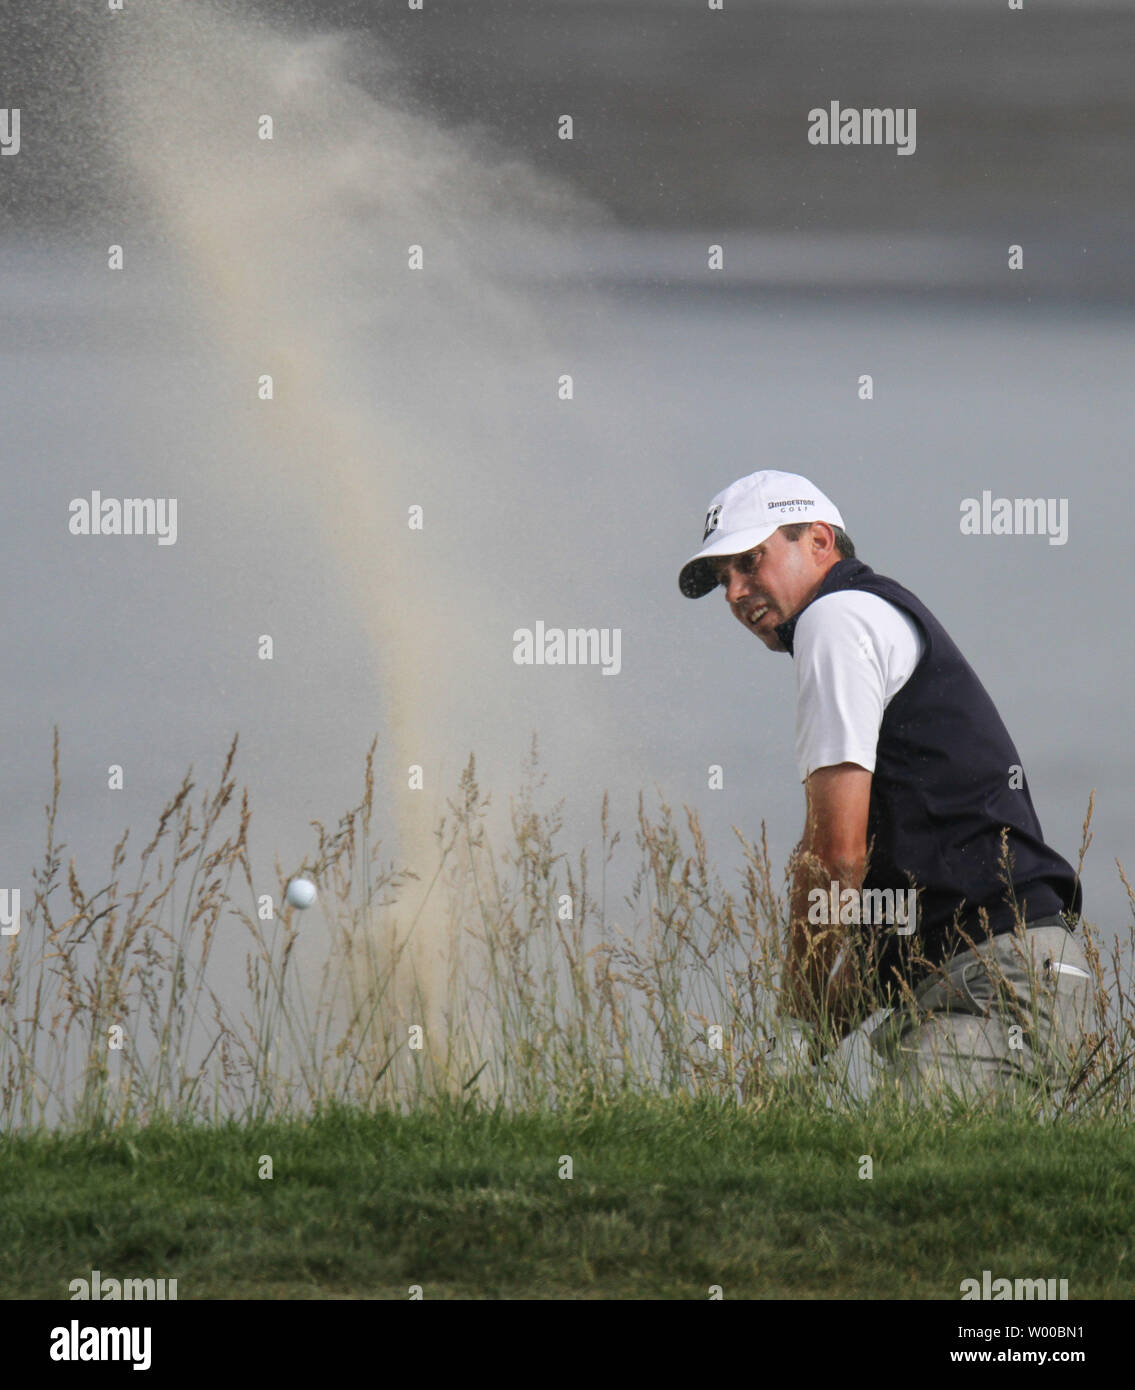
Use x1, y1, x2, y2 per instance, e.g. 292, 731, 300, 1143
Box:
782, 839, 866, 1042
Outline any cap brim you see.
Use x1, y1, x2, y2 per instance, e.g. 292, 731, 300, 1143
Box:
678, 524, 778, 598
679, 557, 721, 599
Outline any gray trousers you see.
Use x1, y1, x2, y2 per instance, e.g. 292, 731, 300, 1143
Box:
869, 916, 1096, 1105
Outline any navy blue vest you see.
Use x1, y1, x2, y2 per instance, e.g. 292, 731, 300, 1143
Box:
774, 558, 1082, 990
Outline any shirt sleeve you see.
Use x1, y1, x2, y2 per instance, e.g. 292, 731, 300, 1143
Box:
793, 591, 923, 782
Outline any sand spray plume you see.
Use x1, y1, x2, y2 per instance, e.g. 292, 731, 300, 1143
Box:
97, 0, 613, 1071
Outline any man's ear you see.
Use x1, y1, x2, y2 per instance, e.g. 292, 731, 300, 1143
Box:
811, 522, 836, 560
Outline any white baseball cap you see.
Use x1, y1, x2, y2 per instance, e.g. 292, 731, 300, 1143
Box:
679, 470, 845, 598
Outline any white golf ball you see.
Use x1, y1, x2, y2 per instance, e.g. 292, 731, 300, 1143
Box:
285, 878, 317, 910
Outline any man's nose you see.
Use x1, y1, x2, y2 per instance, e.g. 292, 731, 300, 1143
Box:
725, 567, 750, 602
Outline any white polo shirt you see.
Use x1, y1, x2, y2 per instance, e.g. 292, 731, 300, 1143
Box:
793, 590, 925, 782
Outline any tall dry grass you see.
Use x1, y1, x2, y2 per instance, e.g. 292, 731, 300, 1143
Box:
1, 729, 1130, 1129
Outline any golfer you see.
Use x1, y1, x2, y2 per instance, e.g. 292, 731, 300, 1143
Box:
678, 469, 1093, 1104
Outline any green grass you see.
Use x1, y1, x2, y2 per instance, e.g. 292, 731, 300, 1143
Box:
3, 1097, 1132, 1300
5, 738, 1133, 1301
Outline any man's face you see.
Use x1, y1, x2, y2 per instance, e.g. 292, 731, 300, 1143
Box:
709, 524, 838, 651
